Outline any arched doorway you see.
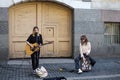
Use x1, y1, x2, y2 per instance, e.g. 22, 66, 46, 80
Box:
9, 2, 72, 58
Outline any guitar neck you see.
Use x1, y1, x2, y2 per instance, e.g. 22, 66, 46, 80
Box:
41, 41, 53, 46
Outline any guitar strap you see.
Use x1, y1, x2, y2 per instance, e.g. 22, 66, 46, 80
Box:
35, 34, 38, 44
35, 34, 40, 54
36, 34, 41, 44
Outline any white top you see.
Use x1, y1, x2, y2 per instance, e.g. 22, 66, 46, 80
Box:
80, 42, 91, 57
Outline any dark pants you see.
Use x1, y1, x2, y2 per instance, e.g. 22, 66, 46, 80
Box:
31, 51, 40, 70
74, 54, 96, 70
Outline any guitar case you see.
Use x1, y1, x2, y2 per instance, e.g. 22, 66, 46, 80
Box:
43, 77, 67, 80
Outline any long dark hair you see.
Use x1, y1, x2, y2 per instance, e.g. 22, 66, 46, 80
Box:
80, 35, 88, 45
33, 26, 39, 31
32, 26, 39, 36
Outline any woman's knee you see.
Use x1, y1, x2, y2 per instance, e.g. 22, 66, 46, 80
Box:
74, 57, 80, 62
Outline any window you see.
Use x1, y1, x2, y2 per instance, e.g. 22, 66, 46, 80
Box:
104, 22, 120, 44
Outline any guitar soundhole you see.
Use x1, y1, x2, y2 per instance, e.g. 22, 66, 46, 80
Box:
31, 46, 40, 52
31, 47, 35, 51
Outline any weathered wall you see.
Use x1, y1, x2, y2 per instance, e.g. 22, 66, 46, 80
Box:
91, 0, 120, 10
73, 9, 120, 58
0, 8, 9, 61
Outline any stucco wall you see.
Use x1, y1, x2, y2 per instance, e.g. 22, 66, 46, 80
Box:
0, 8, 9, 61
73, 9, 120, 58
91, 0, 120, 10
1, 0, 120, 11
0, 0, 91, 9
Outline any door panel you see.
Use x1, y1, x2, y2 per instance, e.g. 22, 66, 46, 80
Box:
40, 2, 72, 57
13, 3, 37, 36
9, 2, 72, 58
41, 25, 57, 57
9, 3, 37, 58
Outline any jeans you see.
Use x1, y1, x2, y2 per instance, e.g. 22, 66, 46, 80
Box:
74, 54, 96, 70
31, 51, 40, 70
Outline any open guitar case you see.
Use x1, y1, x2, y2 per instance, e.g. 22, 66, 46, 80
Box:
43, 77, 67, 80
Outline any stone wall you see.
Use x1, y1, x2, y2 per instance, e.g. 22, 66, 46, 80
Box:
73, 9, 120, 58
0, 8, 9, 61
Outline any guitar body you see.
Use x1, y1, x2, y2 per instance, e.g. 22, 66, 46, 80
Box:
25, 41, 53, 55
25, 43, 40, 55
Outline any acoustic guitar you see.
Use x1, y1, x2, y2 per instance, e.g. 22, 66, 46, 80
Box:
25, 41, 53, 55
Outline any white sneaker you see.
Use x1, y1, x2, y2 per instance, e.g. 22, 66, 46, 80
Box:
89, 65, 92, 70
35, 68, 43, 75
36, 68, 41, 71
78, 69, 83, 73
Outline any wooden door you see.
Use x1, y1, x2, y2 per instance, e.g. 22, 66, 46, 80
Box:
39, 2, 72, 57
9, 2, 72, 58
9, 3, 37, 58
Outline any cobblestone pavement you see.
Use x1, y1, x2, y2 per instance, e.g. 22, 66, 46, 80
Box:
0, 58, 120, 80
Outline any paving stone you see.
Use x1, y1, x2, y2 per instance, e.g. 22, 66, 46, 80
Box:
0, 58, 120, 80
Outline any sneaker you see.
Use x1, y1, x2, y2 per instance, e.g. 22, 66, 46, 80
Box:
35, 68, 43, 75
89, 65, 92, 70
36, 68, 41, 71
78, 69, 83, 73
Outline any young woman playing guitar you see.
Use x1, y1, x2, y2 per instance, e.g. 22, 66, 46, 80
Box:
26, 26, 43, 74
